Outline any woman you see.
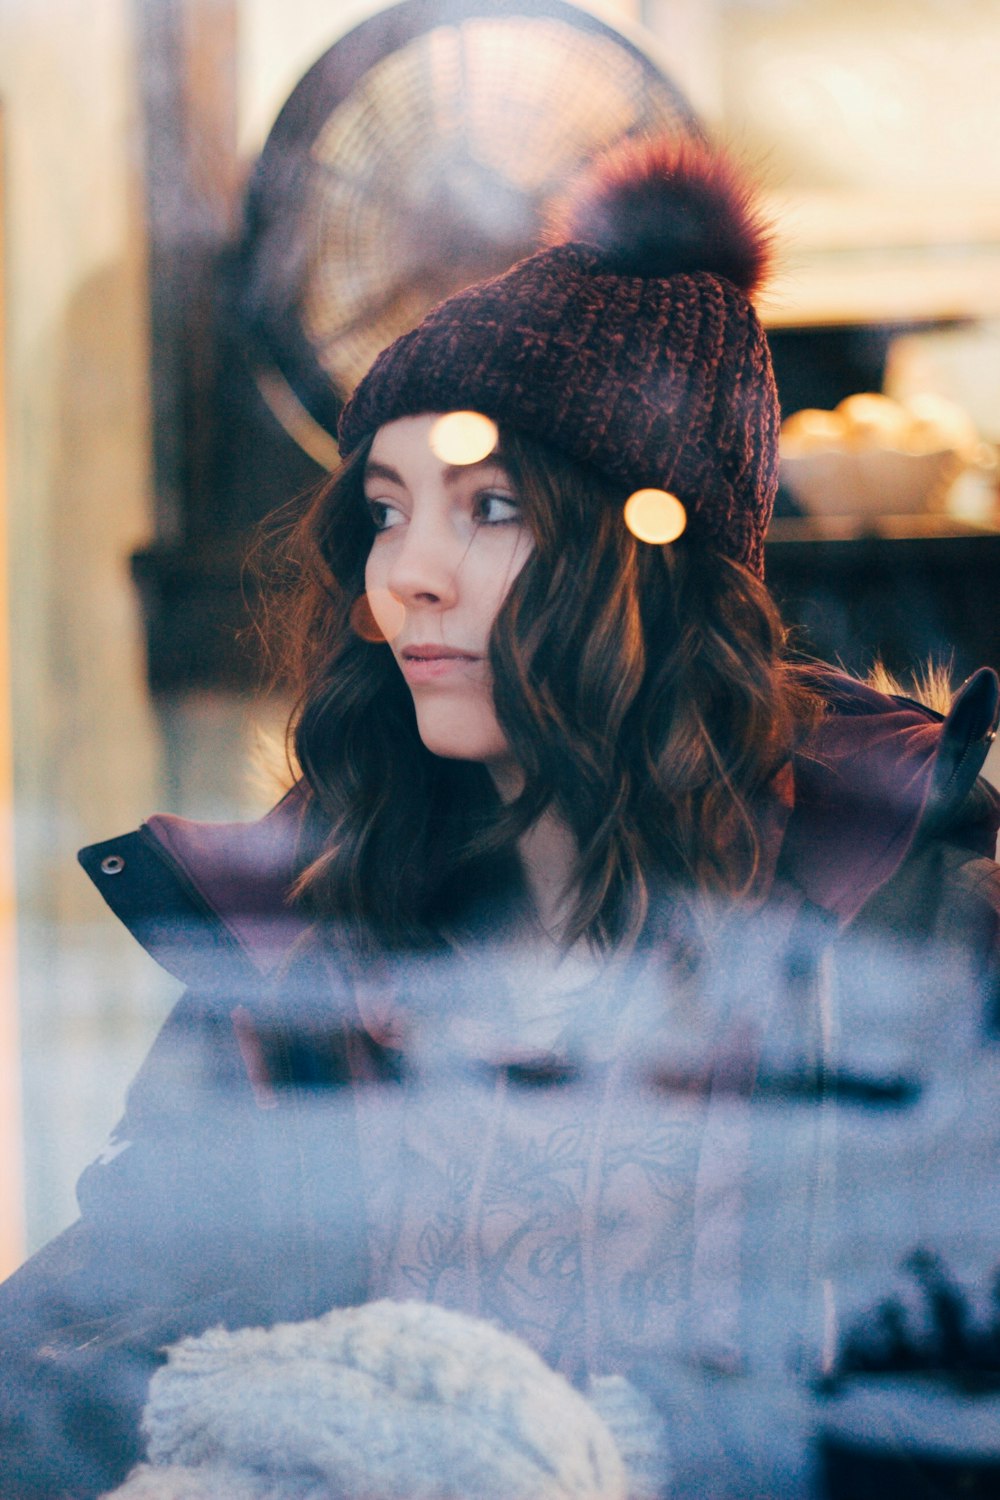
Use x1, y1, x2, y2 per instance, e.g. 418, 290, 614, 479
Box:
2, 135, 999, 1499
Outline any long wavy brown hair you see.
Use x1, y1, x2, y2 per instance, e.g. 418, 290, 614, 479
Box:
265, 429, 821, 952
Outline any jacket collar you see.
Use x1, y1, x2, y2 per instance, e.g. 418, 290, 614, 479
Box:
777, 666, 999, 924
125, 669, 1000, 976
141, 786, 312, 978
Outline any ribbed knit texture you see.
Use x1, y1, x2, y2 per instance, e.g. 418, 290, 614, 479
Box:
338, 239, 779, 578
101, 1300, 634, 1500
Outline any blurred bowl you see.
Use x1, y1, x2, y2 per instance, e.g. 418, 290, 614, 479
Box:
779, 445, 967, 518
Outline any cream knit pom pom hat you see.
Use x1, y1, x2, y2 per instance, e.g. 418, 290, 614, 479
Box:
102, 1300, 667, 1500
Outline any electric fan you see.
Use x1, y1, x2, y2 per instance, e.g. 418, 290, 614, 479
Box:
239, 0, 701, 463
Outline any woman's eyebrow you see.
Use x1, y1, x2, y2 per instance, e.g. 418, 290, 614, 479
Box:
363, 453, 510, 487
442, 452, 509, 484
363, 460, 403, 487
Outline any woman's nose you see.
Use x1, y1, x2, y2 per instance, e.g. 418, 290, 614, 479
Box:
386, 518, 461, 609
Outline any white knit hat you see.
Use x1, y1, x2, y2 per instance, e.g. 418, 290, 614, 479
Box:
102, 1300, 668, 1500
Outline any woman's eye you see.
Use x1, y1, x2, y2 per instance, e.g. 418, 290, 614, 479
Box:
366, 499, 404, 532
475, 490, 521, 526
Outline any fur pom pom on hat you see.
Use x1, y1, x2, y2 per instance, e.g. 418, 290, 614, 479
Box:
543, 135, 772, 293
339, 133, 780, 578
100, 1300, 669, 1500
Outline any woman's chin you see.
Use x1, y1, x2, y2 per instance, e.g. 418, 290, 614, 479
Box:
413, 712, 514, 774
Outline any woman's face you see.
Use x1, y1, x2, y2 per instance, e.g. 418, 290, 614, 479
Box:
363, 414, 532, 781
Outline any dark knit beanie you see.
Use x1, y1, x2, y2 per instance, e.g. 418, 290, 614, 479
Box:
338, 136, 778, 578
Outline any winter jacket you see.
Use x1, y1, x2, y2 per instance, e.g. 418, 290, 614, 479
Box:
2, 667, 999, 1499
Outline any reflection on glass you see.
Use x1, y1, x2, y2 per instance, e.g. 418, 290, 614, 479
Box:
428, 411, 499, 466
623, 488, 687, 545
350, 588, 406, 643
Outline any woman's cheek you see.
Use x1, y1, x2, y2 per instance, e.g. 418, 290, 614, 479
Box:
478, 530, 532, 609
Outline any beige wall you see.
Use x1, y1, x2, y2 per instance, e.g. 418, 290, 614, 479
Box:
718, 0, 1000, 195
0, 0, 166, 1254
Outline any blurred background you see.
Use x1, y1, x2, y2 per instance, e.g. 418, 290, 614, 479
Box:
1, 0, 999, 1282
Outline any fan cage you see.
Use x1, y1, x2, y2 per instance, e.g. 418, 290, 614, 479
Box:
241, 0, 699, 457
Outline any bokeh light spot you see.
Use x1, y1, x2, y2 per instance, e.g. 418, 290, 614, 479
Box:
623, 489, 687, 545
350, 589, 405, 643
429, 411, 499, 466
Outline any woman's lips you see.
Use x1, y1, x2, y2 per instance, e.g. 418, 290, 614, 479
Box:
399, 645, 482, 684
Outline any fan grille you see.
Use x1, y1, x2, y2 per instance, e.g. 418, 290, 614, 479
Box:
243, 2, 699, 447
304, 17, 689, 396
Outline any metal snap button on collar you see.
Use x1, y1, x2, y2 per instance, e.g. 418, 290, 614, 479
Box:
100, 854, 125, 876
